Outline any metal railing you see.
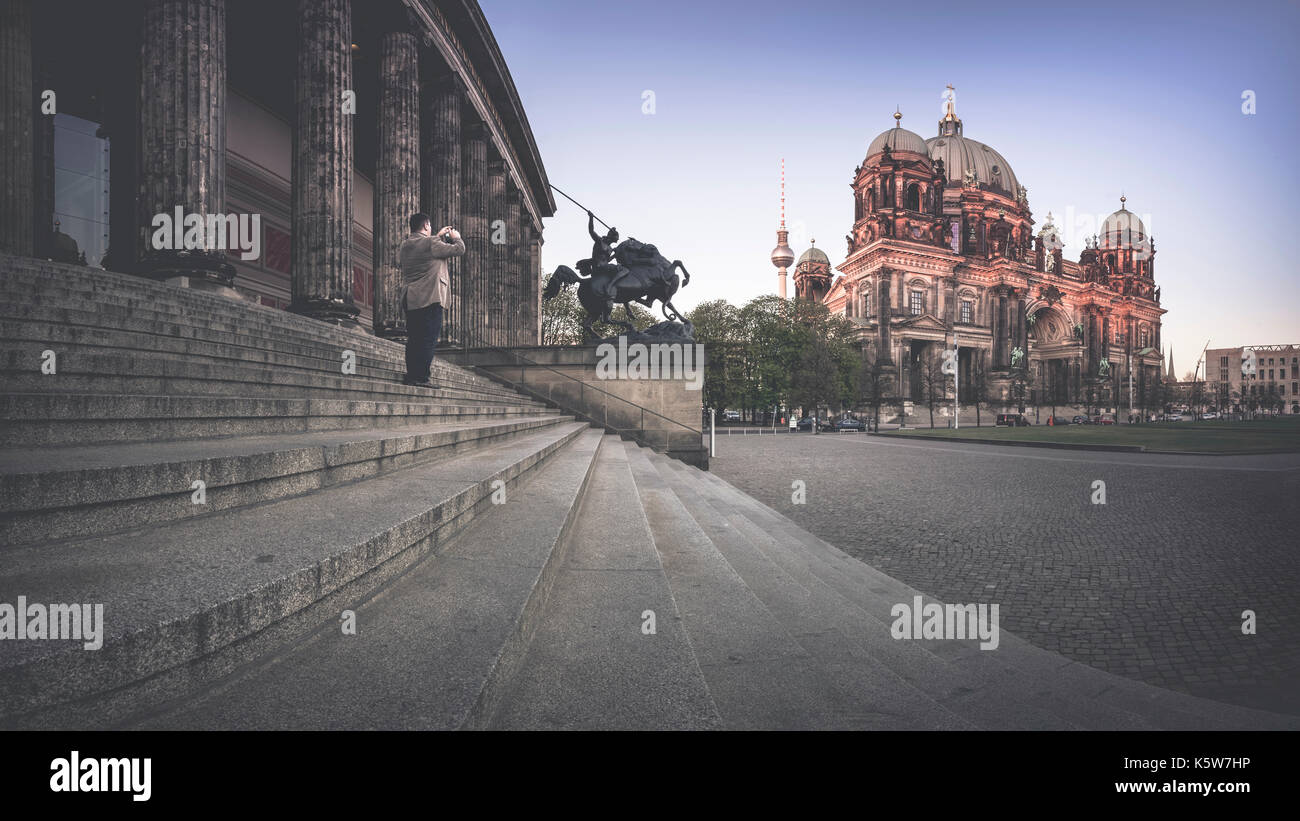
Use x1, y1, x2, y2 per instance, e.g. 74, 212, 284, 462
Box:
448, 329, 705, 458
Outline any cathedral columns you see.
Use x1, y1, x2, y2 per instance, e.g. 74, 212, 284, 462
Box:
137, 0, 232, 286
290, 0, 357, 324
0, 0, 34, 256
373, 30, 420, 340
877, 269, 893, 366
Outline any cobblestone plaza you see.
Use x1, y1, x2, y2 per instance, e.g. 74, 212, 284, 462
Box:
712, 433, 1299, 714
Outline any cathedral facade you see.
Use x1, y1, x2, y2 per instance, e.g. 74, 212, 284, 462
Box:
798, 93, 1165, 414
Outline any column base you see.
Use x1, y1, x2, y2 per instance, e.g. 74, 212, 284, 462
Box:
135, 251, 237, 290
289, 297, 362, 328
374, 321, 408, 342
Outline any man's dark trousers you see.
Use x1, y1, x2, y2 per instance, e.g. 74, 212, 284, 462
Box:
405, 302, 443, 383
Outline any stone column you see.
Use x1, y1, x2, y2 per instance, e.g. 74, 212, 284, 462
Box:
291, 0, 357, 324
877, 270, 893, 365
528, 223, 542, 345
136, 0, 232, 285
504, 183, 522, 345
373, 30, 419, 339
994, 288, 1007, 367
460, 120, 489, 347
487, 157, 507, 348
0, 0, 34, 256
421, 68, 461, 342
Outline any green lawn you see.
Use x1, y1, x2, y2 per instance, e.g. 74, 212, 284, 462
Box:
885, 418, 1300, 453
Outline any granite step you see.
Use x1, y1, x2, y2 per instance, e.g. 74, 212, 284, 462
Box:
0, 316, 518, 400
0, 341, 542, 407
0, 413, 573, 546
0, 392, 559, 446
487, 436, 721, 729
118, 429, 607, 730
0, 420, 591, 728
620, 441, 970, 729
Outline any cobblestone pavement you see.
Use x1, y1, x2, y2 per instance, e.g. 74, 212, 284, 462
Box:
709, 432, 1300, 715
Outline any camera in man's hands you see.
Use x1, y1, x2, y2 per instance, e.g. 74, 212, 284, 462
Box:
441, 231, 455, 243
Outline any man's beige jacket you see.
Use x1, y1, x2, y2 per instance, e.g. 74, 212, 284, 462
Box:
399, 232, 465, 311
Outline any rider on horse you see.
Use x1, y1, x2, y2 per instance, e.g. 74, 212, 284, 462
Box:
583, 210, 630, 301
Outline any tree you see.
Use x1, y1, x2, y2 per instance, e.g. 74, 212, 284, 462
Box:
540, 273, 656, 345
1009, 362, 1034, 415
791, 331, 837, 433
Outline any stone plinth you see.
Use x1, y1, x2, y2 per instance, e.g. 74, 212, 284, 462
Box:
442, 345, 708, 468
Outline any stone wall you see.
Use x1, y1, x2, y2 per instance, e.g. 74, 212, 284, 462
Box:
443, 345, 708, 468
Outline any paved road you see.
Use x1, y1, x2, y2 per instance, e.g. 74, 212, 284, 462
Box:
710, 432, 1300, 715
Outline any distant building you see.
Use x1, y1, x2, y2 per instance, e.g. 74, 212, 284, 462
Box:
806, 90, 1165, 413
1206, 344, 1300, 415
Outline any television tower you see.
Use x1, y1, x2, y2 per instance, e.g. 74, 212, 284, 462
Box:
770, 158, 795, 299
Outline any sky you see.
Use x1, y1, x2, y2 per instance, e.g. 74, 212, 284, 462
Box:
482, 0, 1300, 376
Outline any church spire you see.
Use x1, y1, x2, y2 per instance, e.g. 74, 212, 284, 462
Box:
939, 83, 962, 136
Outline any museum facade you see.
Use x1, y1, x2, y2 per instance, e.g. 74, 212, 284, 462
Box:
798, 94, 1165, 412
0, 0, 553, 347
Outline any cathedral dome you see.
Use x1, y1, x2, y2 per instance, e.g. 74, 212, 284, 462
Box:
866, 125, 930, 159
1098, 198, 1147, 250
925, 133, 1019, 198
797, 241, 829, 267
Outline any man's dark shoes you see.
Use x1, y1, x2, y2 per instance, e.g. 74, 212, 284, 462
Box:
402, 376, 434, 388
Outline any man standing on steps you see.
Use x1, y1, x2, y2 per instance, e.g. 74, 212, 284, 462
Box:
399, 213, 464, 387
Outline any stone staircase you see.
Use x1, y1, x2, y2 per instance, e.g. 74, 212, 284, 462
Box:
1, 256, 1294, 730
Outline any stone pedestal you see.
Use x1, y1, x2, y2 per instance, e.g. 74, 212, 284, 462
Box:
290, 0, 358, 325
441, 344, 709, 468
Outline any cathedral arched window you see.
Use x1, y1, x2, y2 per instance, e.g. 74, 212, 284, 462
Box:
862, 290, 870, 318
867, 189, 875, 212
905, 183, 920, 211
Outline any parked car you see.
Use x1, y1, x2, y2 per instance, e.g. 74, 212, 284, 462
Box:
1201, 411, 1219, 420
795, 417, 820, 431
996, 413, 1030, 427
834, 417, 865, 432
1071, 415, 1088, 425
1096, 415, 1115, 425
722, 410, 741, 422
1163, 413, 1184, 422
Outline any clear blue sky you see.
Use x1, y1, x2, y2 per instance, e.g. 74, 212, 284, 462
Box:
483, 0, 1299, 375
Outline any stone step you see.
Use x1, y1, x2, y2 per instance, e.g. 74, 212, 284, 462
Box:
0, 315, 510, 398
647, 449, 1090, 729
657, 454, 1299, 730
487, 436, 721, 729
0, 392, 559, 446
0, 341, 542, 407
0, 420, 591, 728
620, 441, 969, 729
3, 264, 421, 358
2, 268, 505, 379
117, 429, 607, 730
0, 414, 572, 546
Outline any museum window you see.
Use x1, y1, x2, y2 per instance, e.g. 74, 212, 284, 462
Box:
862, 290, 870, 317
53, 113, 111, 267
909, 290, 923, 316
905, 183, 920, 211
960, 300, 972, 324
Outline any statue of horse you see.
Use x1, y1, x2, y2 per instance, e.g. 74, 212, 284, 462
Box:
543, 238, 690, 341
